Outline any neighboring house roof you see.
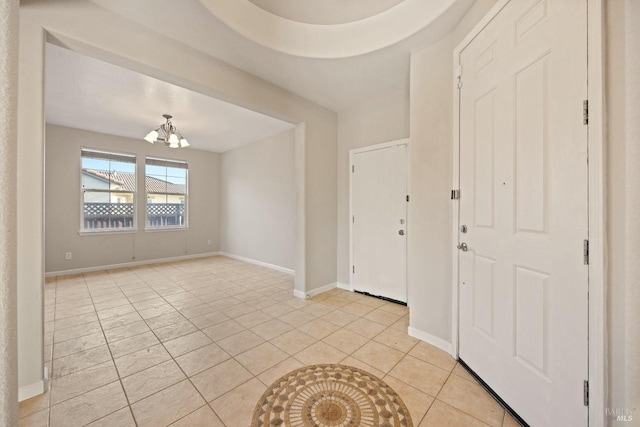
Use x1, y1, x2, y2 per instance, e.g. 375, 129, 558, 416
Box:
145, 175, 186, 194
82, 169, 186, 194
82, 168, 117, 185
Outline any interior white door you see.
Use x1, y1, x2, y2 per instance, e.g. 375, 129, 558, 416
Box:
458, 1, 588, 426
351, 143, 407, 303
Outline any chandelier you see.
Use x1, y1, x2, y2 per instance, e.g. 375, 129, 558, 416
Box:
144, 114, 190, 148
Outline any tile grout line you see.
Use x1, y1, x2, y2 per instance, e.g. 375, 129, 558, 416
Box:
42, 258, 473, 427
115, 266, 211, 426
117, 262, 263, 426
45, 277, 58, 427
51, 283, 383, 422
429, 364, 503, 427
85, 272, 140, 427
98, 266, 212, 425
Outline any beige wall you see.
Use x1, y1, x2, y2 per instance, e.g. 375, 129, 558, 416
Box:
221, 129, 295, 270
606, 0, 626, 414
0, 0, 19, 423
336, 88, 409, 285
301, 118, 337, 292
17, 12, 46, 400
408, 36, 456, 343
333, 0, 495, 347
623, 0, 640, 415
18, 0, 336, 395
606, 0, 640, 418
407, 0, 497, 345
334, 1, 496, 347
45, 125, 220, 273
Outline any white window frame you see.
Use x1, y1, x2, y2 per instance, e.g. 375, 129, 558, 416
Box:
144, 156, 189, 231
80, 147, 137, 234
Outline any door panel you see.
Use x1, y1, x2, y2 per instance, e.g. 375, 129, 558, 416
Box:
352, 144, 407, 303
472, 254, 496, 339
458, 0, 588, 425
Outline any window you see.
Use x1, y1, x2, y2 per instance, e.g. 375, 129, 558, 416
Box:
145, 157, 188, 229
81, 148, 136, 231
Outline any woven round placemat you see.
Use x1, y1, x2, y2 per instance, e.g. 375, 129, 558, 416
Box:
251, 364, 413, 427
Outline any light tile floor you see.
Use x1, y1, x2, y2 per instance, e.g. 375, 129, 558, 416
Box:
19, 256, 520, 427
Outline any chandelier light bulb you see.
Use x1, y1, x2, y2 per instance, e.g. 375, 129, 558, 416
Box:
143, 114, 190, 148
144, 130, 159, 143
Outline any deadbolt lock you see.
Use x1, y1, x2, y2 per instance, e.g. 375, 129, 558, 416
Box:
460, 225, 467, 233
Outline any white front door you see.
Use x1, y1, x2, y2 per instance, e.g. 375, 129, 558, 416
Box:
457, 0, 588, 425
351, 142, 408, 303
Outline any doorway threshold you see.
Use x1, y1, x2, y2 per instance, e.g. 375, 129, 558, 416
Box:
458, 359, 529, 427
353, 290, 407, 306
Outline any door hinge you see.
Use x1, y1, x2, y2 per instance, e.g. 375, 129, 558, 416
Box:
583, 100, 589, 125
451, 189, 460, 200
352, 265, 355, 274
456, 65, 463, 89
352, 215, 355, 224
583, 380, 589, 406
406, 195, 410, 202
352, 165, 355, 173
583, 239, 589, 265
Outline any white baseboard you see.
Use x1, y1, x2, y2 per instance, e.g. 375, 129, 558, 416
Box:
19, 379, 46, 402
45, 252, 222, 277
336, 282, 353, 291
220, 252, 294, 275
293, 289, 307, 299
294, 282, 336, 299
408, 327, 455, 357
306, 282, 337, 298
294, 282, 338, 299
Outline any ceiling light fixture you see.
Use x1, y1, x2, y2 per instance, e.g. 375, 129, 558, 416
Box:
144, 114, 190, 148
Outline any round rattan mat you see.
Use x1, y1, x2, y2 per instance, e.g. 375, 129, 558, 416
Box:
251, 364, 413, 427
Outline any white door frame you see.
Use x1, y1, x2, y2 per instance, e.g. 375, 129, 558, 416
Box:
349, 139, 410, 303
450, 1, 605, 426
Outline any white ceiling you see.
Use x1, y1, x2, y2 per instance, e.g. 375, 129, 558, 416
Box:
45, 44, 295, 153
247, 0, 404, 25
89, 0, 475, 111
46, 0, 475, 153
196, 0, 469, 59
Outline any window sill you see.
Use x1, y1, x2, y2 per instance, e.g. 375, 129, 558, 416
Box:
79, 228, 138, 236
144, 226, 189, 233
